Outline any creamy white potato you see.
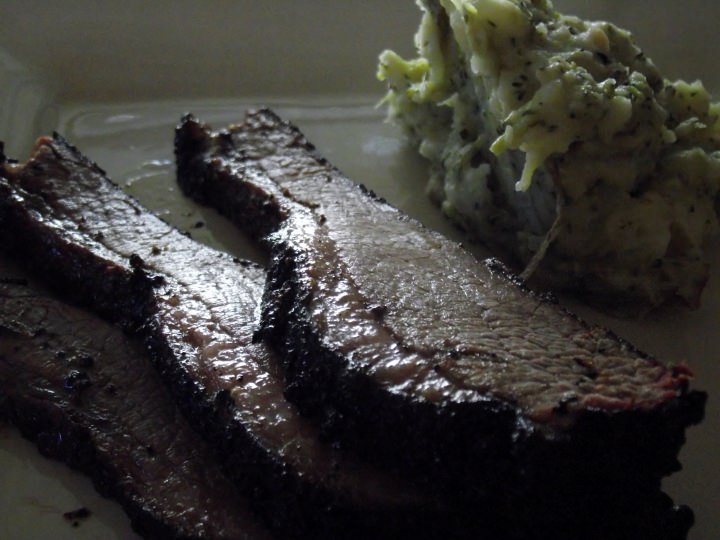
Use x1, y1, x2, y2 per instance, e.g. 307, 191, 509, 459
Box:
379, 0, 720, 308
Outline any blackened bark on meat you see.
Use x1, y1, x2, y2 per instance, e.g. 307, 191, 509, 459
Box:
0, 136, 458, 540
174, 109, 706, 540
174, 114, 288, 243
0, 257, 269, 540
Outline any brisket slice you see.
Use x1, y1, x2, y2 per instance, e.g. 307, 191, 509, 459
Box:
0, 136, 450, 540
175, 109, 707, 540
0, 256, 269, 540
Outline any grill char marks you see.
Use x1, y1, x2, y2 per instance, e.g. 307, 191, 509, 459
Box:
0, 256, 269, 540
175, 109, 706, 540
0, 135, 446, 540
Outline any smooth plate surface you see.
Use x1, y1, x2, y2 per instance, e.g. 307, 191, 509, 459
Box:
0, 2, 718, 539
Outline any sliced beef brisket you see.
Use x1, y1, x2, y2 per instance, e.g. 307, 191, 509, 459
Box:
0, 256, 268, 540
0, 136, 447, 540
175, 109, 706, 540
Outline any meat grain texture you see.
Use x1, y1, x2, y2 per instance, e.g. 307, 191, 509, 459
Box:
0, 256, 269, 540
176, 108, 706, 540
0, 136, 450, 540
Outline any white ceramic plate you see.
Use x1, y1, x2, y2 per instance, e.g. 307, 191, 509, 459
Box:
0, 2, 717, 538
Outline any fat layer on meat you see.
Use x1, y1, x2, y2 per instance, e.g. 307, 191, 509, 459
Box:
174, 109, 706, 540
0, 256, 269, 540
0, 135, 449, 540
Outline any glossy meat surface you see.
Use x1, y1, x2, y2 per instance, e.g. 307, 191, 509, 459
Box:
0, 256, 268, 540
0, 135, 441, 539
175, 109, 706, 540
176, 109, 703, 426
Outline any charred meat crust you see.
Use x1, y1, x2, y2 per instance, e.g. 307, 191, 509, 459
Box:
0, 135, 452, 540
174, 113, 289, 242
261, 220, 702, 538
0, 258, 269, 540
174, 109, 706, 540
